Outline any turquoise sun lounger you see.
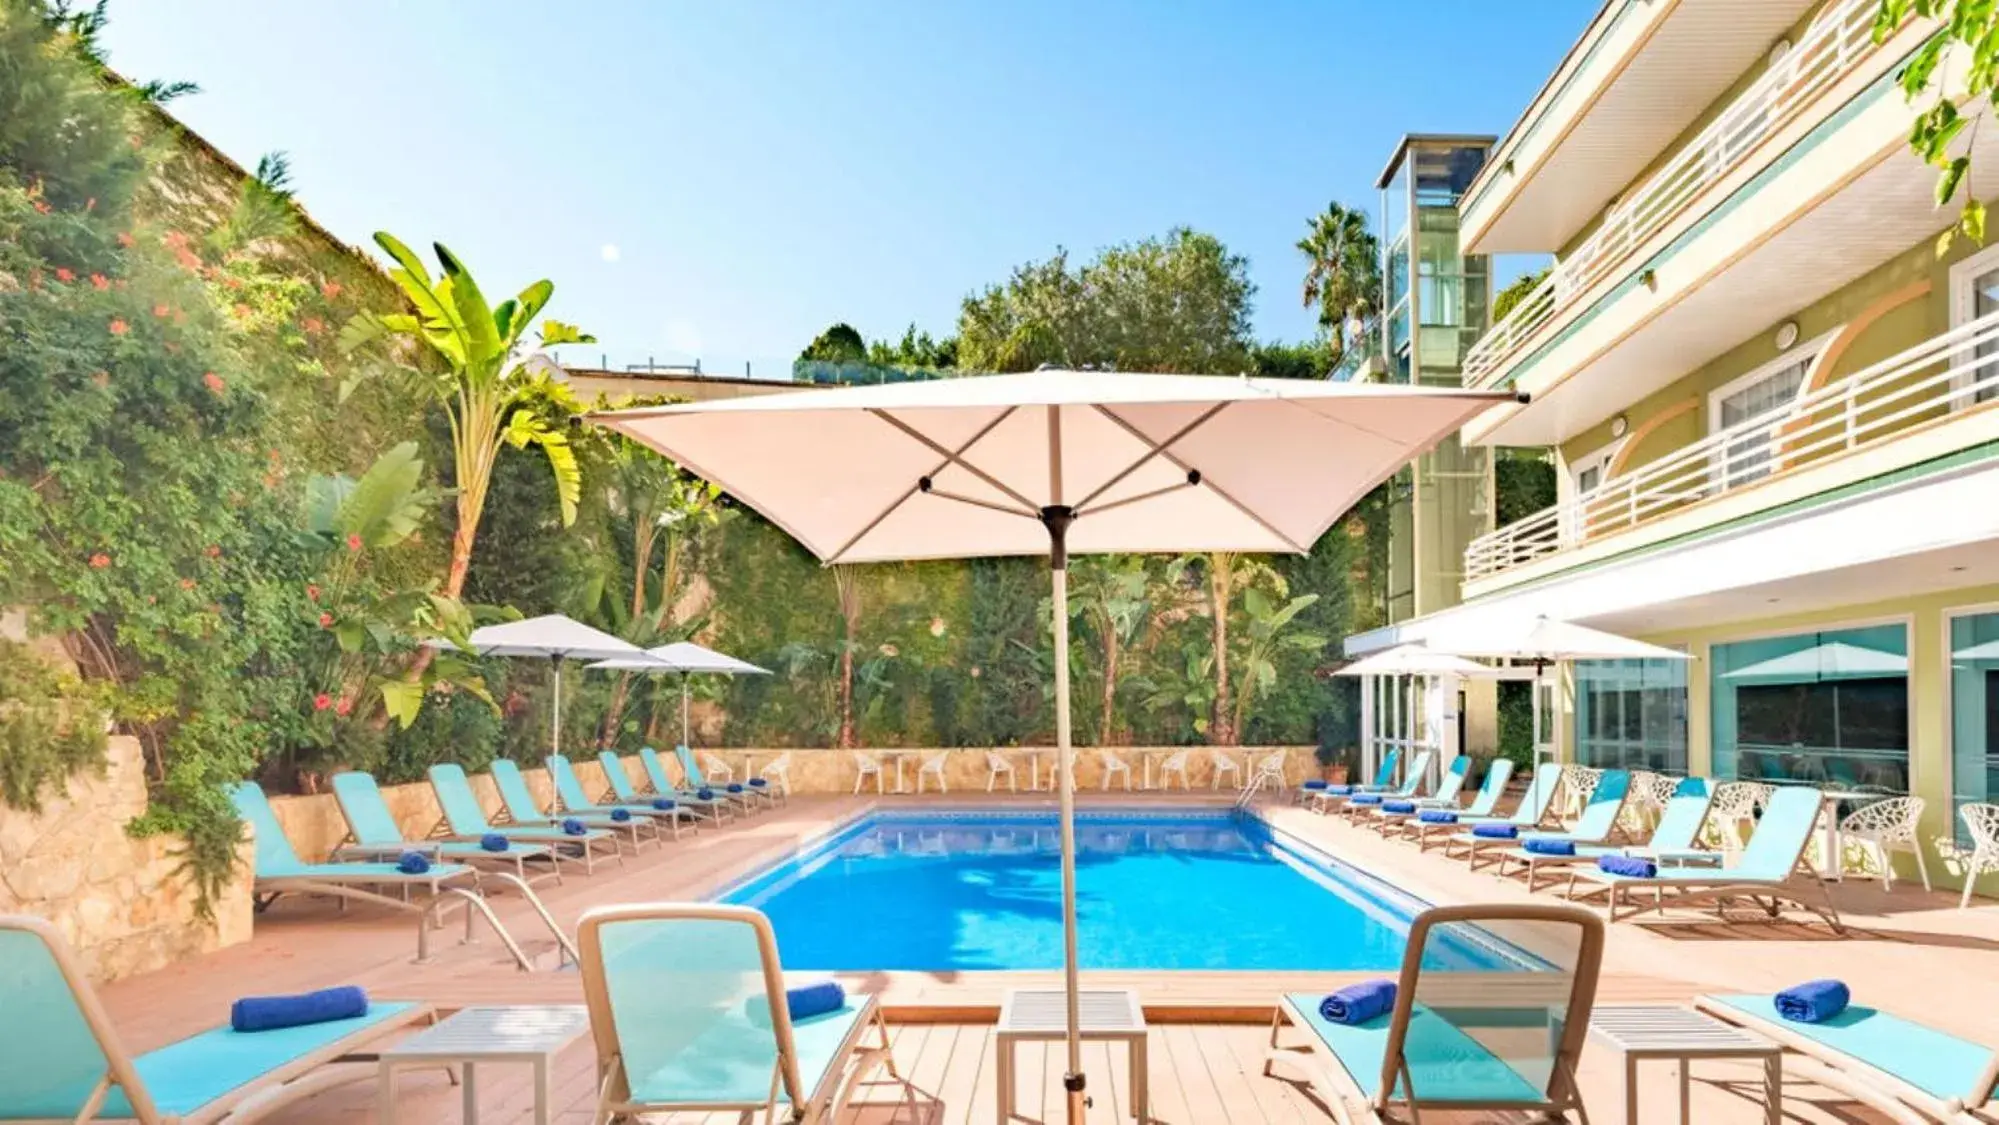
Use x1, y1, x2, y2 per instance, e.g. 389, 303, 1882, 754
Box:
1477, 769, 1633, 876
488, 758, 659, 851
603, 749, 734, 826
427, 763, 620, 873
1403, 758, 1518, 849
1308, 749, 1402, 814
636, 747, 744, 822
330, 770, 559, 885
1565, 784, 1842, 930
1, 914, 426, 1124
1332, 751, 1435, 823
577, 903, 911, 1123
1425, 761, 1562, 856
1497, 777, 1717, 891
1365, 756, 1470, 835
1696, 993, 1999, 1124
547, 754, 691, 840
677, 744, 777, 809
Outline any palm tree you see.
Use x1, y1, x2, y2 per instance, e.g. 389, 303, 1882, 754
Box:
1066, 555, 1151, 744
1297, 202, 1381, 360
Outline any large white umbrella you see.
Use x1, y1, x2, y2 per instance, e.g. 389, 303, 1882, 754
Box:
587, 367, 1511, 1120
588, 641, 770, 746
441, 614, 649, 754
1335, 642, 1497, 677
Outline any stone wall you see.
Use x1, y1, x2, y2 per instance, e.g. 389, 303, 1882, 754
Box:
266, 746, 1323, 863
0, 735, 254, 982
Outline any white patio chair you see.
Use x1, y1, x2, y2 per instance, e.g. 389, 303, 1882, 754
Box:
1250, 749, 1288, 791
1558, 764, 1599, 822
984, 751, 1016, 793
916, 751, 949, 794
1707, 781, 1772, 855
1958, 803, 1999, 909
851, 750, 884, 794
1097, 748, 1131, 791
1209, 749, 1242, 790
757, 751, 791, 797
1617, 771, 1662, 835
700, 752, 735, 783
1157, 749, 1191, 790
1839, 796, 1928, 892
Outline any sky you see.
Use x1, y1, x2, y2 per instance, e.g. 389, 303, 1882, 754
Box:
100, 1, 1595, 378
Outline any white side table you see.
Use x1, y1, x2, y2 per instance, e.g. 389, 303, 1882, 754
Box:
1588, 1005, 1780, 1125
378, 1004, 590, 1125
995, 988, 1148, 1122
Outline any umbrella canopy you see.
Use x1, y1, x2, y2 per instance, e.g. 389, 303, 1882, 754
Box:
441, 614, 649, 754
588, 641, 770, 747
1335, 642, 1497, 678
587, 367, 1511, 1124
1426, 615, 1689, 664
1722, 641, 1907, 682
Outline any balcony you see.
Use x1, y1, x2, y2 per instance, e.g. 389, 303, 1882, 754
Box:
1465, 308, 1999, 584
1462, 0, 1898, 391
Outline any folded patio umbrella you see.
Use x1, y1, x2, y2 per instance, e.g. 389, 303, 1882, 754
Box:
587, 366, 1512, 1124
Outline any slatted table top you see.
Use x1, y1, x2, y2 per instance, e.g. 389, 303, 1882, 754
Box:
998, 989, 1147, 1040
381, 1005, 591, 1062
1588, 1005, 1780, 1058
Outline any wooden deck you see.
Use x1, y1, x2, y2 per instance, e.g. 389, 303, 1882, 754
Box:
85, 792, 1999, 1123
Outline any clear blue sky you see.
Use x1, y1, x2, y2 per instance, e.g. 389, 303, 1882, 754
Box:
100, 1, 1593, 377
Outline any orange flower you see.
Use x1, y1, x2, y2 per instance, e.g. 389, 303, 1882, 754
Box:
89, 553, 111, 569
117, 231, 135, 248
233, 303, 252, 319
313, 693, 332, 712
334, 698, 353, 717
204, 544, 222, 558
223, 276, 242, 290
108, 319, 129, 336
203, 372, 225, 395
345, 533, 362, 552
320, 281, 342, 300
90, 273, 108, 290
306, 584, 320, 601
90, 370, 109, 388
179, 578, 196, 591
32, 200, 51, 215
54, 267, 73, 282
318, 612, 334, 627
302, 316, 325, 335
152, 303, 170, 318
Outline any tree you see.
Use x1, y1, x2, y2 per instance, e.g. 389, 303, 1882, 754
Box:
868, 323, 958, 369
832, 563, 864, 748
1229, 584, 1324, 740
339, 234, 593, 609
799, 322, 867, 363
1492, 266, 1550, 323
1879, 0, 1990, 248
1297, 202, 1380, 359
1058, 555, 1151, 744
1251, 340, 1328, 380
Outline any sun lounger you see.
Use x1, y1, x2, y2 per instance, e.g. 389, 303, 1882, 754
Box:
1696, 993, 1999, 1124
1495, 777, 1717, 891
547, 754, 696, 839
1265, 903, 1604, 1124
489, 758, 659, 851
1365, 756, 1470, 835
678, 744, 778, 809
330, 770, 560, 886
1481, 769, 1633, 878
1330, 751, 1435, 822
1403, 758, 1518, 849
1, 913, 429, 1124
606, 748, 736, 825
1307, 749, 1401, 813
576, 903, 912, 1123
1422, 761, 1561, 855
1565, 785, 1842, 930
427, 763, 620, 873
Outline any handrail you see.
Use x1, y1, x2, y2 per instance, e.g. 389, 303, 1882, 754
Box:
1466, 306, 1999, 580
1462, 0, 1889, 388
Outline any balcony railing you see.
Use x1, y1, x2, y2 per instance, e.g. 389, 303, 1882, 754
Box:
1460, 0, 1888, 389
1464, 307, 1999, 581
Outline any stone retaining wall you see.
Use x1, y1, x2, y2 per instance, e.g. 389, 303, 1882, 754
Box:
0, 735, 254, 982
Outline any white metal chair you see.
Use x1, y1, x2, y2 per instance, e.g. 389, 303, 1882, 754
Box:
700, 752, 735, 783
1209, 749, 1242, 790
1250, 749, 1287, 792
1157, 749, 1192, 790
1558, 764, 1600, 822
757, 752, 792, 797
1958, 803, 1999, 909
1616, 770, 1662, 835
851, 750, 884, 794
1839, 796, 1928, 891
1707, 781, 1773, 855
916, 751, 949, 794
1097, 748, 1131, 791
984, 751, 1016, 793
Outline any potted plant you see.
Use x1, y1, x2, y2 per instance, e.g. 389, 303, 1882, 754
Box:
1314, 740, 1354, 785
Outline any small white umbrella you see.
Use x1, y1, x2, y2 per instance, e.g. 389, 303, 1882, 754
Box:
440, 614, 649, 754
587, 367, 1510, 1122
588, 641, 770, 746
1721, 641, 1906, 682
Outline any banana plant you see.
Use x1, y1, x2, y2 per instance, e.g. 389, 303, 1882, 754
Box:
1228, 585, 1324, 741
338, 233, 594, 604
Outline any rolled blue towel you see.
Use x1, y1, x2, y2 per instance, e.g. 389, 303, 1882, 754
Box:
1597, 855, 1657, 878
727, 783, 745, 793
651, 797, 676, 811
1775, 980, 1849, 1024
1417, 809, 1457, 824
395, 850, 431, 875
1321, 784, 1354, 796
697, 787, 715, 800
745, 980, 848, 1028
1318, 980, 1396, 1026
561, 817, 587, 836
1301, 779, 1328, 790
479, 833, 510, 853
232, 985, 369, 1033
1382, 799, 1416, 814
1471, 823, 1518, 839
1524, 837, 1575, 856
1350, 793, 1383, 806
609, 807, 632, 822
748, 778, 768, 788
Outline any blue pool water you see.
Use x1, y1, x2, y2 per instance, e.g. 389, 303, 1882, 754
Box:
719, 810, 1533, 972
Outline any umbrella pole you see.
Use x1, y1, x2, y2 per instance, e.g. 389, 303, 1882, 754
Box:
681, 674, 691, 749
1042, 504, 1086, 1125
551, 657, 563, 756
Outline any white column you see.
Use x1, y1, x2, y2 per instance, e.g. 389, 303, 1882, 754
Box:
1359, 673, 1377, 782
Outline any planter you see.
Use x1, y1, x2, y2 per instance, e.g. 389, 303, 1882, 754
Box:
1322, 764, 1350, 785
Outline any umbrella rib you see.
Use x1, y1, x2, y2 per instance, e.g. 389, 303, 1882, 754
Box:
1070, 402, 1230, 512
1089, 405, 1309, 553
924, 487, 1046, 520
825, 407, 1033, 563
1076, 479, 1198, 519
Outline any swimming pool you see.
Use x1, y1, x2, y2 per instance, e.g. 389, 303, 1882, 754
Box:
718, 809, 1534, 972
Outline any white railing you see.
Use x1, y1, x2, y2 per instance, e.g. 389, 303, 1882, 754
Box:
1465, 307, 1999, 581
1462, 0, 1890, 388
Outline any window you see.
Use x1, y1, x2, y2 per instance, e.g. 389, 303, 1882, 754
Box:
1708, 336, 1829, 490
1563, 443, 1617, 543
1575, 657, 1689, 773
1710, 623, 1909, 791
1948, 610, 1999, 848
1946, 242, 1999, 405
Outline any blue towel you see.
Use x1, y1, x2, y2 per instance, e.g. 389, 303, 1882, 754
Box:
395, 851, 431, 875
745, 980, 848, 1028
749, 778, 768, 787
609, 807, 632, 822
1350, 794, 1383, 806
1418, 809, 1457, 824
1597, 855, 1656, 878
1301, 779, 1328, 790
1382, 799, 1416, 814
1471, 823, 1518, 839
1321, 784, 1354, 796
479, 833, 510, 853
231, 986, 368, 1033
1775, 980, 1850, 1024
1319, 980, 1396, 1026
727, 783, 745, 793
651, 797, 676, 811
1524, 837, 1575, 856
697, 787, 715, 800
561, 817, 587, 836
